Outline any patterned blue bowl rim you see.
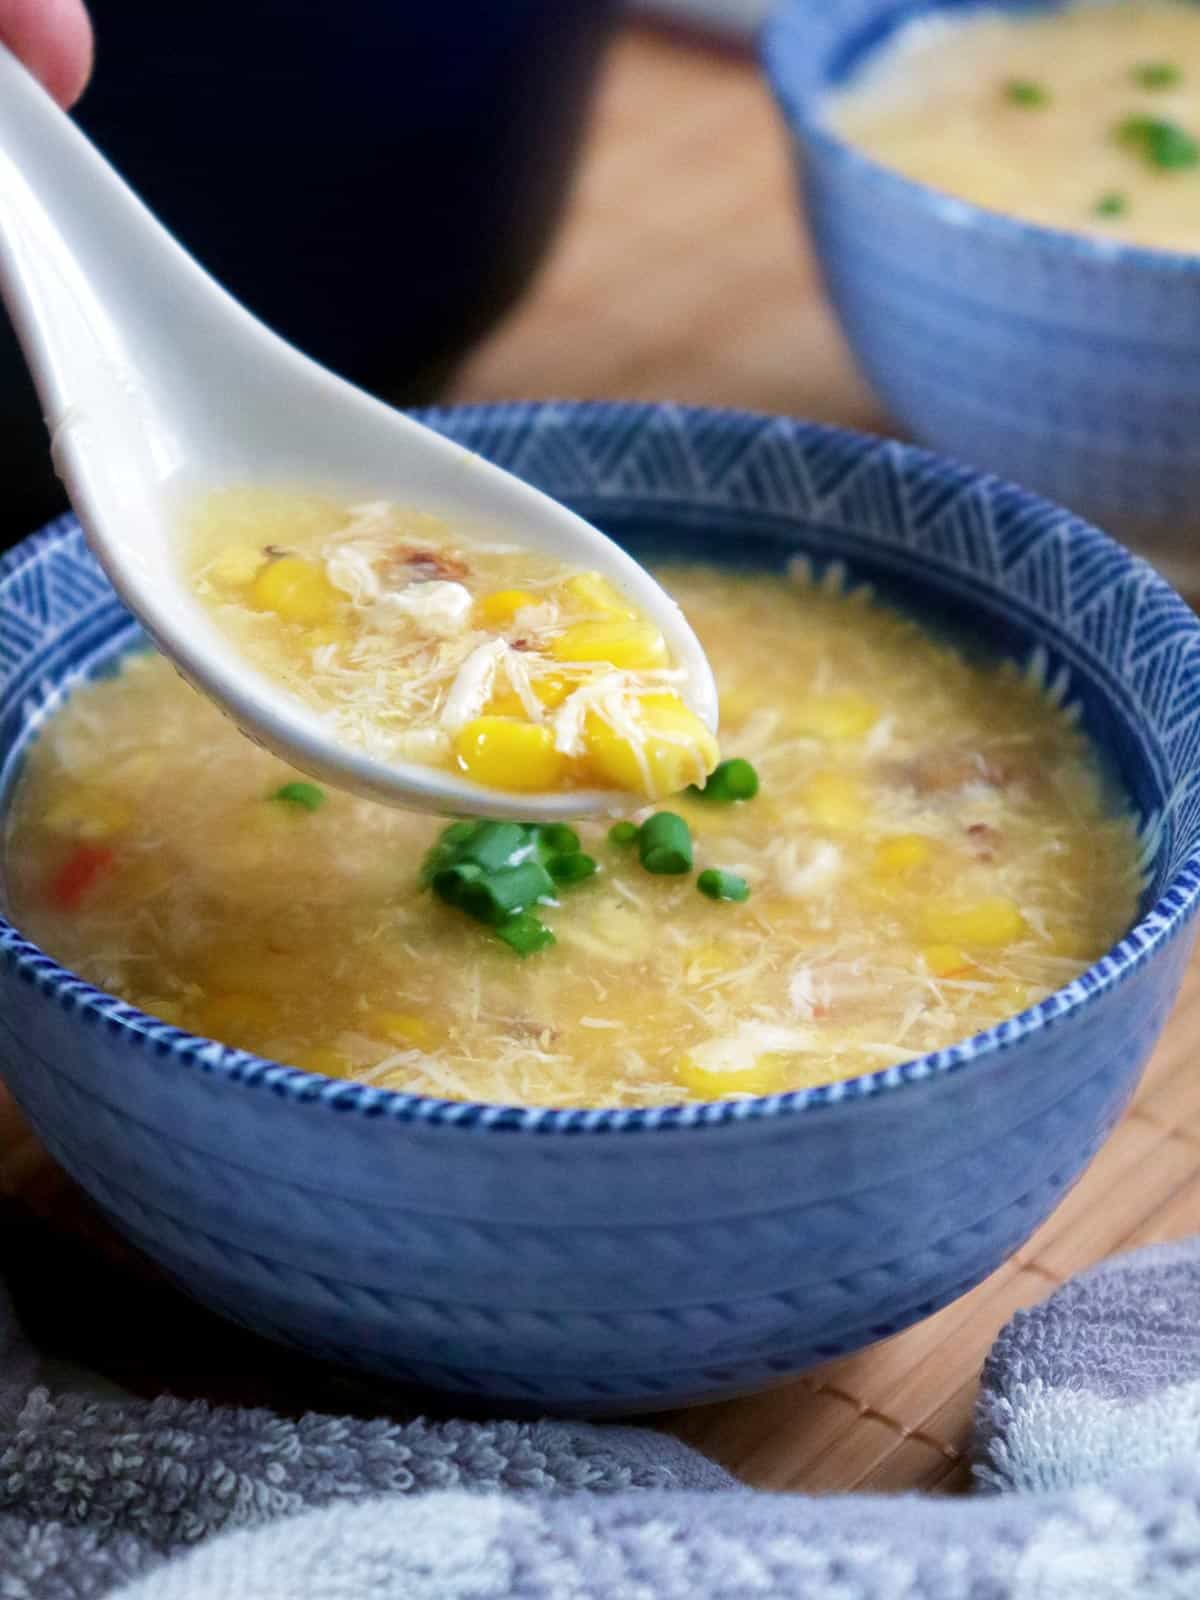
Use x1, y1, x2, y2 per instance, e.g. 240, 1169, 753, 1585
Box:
762, 0, 1200, 277
3, 401, 1200, 1136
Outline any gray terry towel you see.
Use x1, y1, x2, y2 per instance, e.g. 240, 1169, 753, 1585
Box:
1, 1237, 1199, 1599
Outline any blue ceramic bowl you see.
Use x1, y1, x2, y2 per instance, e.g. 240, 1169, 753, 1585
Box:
763, 0, 1200, 594
2, 403, 1200, 1415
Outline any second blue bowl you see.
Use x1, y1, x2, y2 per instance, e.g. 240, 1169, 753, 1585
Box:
764, 0, 1200, 594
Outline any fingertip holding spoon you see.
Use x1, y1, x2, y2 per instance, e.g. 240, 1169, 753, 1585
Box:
0, 46, 717, 819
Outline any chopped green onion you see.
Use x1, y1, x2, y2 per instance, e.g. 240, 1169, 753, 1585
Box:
442, 820, 479, 848
458, 861, 555, 925
495, 913, 556, 956
1094, 190, 1129, 218
459, 821, 535, 873
1004, 78, 1049, 108
1134, 62, 1182, 91
431, 861, 486, 907
548, 852, 598, 886
540, 824, 580, 856
697, 869, 750, 903
690, 758, 760, 804
608, 820, 639, 847
271, 781, 326, 812
1116, 114, 1200, 170
638, 811, 693, 875
421, 818, 593, 956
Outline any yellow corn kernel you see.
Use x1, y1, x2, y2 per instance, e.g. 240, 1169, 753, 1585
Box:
532, 674, 574, 710
374, 1011, 440, 1052
792, 693, 879, 741
921, 897, 1027, 948
193, 992, 278, 1048
454, 717, 564, 792
550, 619, 669, 670
922, 943, 974, 979
582, 693, 718, 799
209, 544, 267, 587
43, 789, 133, 842
873, 834, 933, 878
289, 1045, 354, 1077
476, 589, 539, 627
802, 771, 866, 829
487, 673, 574, 719
561, 572, 637, 619
676, 1051, 793, 1100
250, 556, 340, 626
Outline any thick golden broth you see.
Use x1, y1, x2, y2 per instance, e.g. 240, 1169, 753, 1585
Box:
827, 1, 1200, 251
187, 489, 716, 799
3, 567, 1141, 1108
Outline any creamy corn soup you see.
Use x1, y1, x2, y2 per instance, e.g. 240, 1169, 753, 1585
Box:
187, 489, 716, 800
2, 566, 1141, 1107
828, 1, 1200, 251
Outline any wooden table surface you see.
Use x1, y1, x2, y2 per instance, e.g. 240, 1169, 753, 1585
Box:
3, 24, 1199, 1497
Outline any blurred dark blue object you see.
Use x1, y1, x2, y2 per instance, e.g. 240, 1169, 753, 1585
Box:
0, 0, 618, 541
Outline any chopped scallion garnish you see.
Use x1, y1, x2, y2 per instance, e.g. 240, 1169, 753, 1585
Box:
697, 869, 750, 903
420, 819, 595, 956
495, 913, 556, 956
442, 820, 478, 848
1134, 62, 1182, 91
459, 821, 535, 873
1116, 114, 1199, 170
540, 824, 581, 856
547, 852, 598, 886
1094, 190, 1129, 218
271, 781, 326, 812
690, 758, 760, 804
608, 820, 639, 847
430, 862, 486, 905
1005, 78, 1049, 108
456, 861, 555, 925
638, 811, 693, 875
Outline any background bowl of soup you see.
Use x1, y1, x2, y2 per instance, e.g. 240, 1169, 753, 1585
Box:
2, 402, 1200, 1413
763, 0, 1200, 596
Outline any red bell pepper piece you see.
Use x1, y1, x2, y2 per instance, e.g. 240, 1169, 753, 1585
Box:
47, 844, 114, 911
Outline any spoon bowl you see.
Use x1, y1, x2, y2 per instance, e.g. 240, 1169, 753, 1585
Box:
0, 46, 717, 819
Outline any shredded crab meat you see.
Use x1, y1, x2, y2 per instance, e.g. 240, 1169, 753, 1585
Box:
373, 579, 473, 637
440, 639, 510, 730
769, 838, 843, 899
688, 1021, 817, 1073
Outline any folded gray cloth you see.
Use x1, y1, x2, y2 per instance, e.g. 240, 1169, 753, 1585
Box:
2, 1237, 1198, 1599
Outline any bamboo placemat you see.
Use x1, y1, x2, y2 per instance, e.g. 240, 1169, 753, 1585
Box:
1, 24, 1198, 1495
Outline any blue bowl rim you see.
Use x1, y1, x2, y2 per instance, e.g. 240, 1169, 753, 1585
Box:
3, 400, 1200, 1137
761, 0, 1200, 278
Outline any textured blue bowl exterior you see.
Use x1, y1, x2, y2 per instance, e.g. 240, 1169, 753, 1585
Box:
3, 403, 1200, 1414
763, 0, 1200, 586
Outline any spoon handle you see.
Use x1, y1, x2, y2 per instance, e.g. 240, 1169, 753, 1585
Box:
0, 45, 273, 494
0, 50, 158, 448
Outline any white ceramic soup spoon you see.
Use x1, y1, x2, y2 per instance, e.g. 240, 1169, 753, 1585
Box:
0, 47, 717, 820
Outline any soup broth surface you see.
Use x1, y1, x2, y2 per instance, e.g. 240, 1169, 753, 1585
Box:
827, 1, 1200, 251
3, 565, 1141, 1108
